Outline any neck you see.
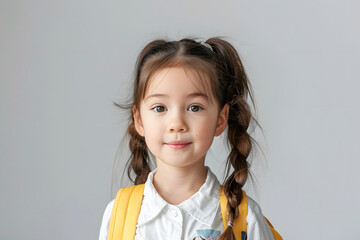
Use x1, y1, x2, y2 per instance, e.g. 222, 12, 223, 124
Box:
152, 161, 208, 205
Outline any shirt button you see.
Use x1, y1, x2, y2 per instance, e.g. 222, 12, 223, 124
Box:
173, 210, 178, 217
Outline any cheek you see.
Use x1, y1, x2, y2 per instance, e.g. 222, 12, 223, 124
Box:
143, 124, 160, 138
194, 121, 217, 145
143, 125, 162, 154
142, 117, 163, 141
197, 114, 218, 133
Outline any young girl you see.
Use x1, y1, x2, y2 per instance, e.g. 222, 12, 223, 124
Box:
99, 37, 282, 240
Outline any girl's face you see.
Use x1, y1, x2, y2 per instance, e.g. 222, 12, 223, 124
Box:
133, 66, 229, 170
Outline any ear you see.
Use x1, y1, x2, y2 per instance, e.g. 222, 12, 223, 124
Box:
132, 106, 145, 137
215, 104, 229, 137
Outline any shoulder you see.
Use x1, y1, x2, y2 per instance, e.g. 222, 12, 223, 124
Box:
98, 185, 145, 240
245, 195, 275, 240
98, 199, 115, 240
103, 199, 115, 218
246, 195, 263, 220
99, 184, 140, 226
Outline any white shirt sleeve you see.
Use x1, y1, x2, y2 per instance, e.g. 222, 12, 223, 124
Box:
246, 196, 275, 240
98, 199, 115, 240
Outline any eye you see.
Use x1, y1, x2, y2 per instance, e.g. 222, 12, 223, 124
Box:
188, 105, 203, 112
152, 106, 166, 112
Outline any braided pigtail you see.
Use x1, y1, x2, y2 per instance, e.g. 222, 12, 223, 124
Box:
113, 40, 169, 185
126, 120, 151, 184
113, 99, 151, 186
206, 38, 256, 240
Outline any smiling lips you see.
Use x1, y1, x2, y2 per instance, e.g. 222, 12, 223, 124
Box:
165, 141, 192, 149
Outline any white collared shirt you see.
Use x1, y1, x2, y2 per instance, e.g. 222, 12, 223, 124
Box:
99, 166, 275, 240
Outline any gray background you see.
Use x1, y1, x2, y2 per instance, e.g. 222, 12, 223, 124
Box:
1, 0, 359, 239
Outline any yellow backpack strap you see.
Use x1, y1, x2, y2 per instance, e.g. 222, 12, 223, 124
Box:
107, 184, 145, 240
219, 186, 283, 240
219, 185, 247, 240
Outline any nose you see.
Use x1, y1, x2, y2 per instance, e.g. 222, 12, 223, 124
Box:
167, 109, 188, 133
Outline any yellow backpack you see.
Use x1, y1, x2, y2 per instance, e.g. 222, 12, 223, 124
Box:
107, 184, 283, 240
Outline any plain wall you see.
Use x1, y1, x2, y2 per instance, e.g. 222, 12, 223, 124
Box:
1, 0, 359, 239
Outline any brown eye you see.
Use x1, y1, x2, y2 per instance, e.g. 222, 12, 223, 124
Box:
189, 105, 203, 112
153, 106, 166, 112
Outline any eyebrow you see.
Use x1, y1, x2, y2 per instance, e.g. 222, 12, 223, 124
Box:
145, 92, 209, 101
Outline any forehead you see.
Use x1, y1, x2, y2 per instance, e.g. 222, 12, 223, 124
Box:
145, 66, 214, 102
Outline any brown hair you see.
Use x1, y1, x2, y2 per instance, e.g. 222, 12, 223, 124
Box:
114, 37, 262, 240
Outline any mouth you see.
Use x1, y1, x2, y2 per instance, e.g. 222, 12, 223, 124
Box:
165, 141, 192, 149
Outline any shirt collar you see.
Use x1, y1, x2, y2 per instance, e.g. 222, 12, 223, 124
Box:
137, 166, 220, 227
